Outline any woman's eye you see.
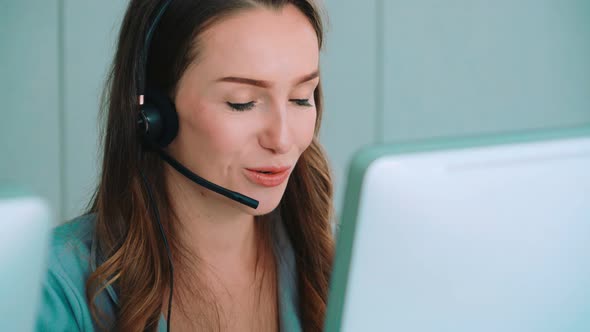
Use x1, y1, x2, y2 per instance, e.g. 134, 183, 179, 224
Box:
226, 101, 255, 111
290, 99, 313, 107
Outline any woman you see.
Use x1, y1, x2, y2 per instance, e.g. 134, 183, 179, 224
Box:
36, 0, 334, 331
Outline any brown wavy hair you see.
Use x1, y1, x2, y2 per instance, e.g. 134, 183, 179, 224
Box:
86, 0, 334, 331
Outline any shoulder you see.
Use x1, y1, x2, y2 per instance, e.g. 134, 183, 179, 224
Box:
35, 214, 106, 332
51, 213, 95, 264
46, 213, 96, 290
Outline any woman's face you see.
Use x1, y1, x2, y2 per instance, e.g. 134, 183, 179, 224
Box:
171, 4, 320, 215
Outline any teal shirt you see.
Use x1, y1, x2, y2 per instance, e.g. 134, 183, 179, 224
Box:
35, 214, 302, 331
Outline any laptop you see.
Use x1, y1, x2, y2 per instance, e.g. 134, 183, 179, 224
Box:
0, 188, 52, 331
326, 125, 590, 332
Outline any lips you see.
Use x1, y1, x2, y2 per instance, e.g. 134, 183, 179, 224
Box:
244, 166, 291, 187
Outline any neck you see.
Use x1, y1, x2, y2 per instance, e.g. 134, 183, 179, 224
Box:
162, 165, 278, 331
164, 165, 258, 269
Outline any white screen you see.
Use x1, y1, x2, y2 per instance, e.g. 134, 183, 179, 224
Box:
0, 196, 51, 331
341, 136, 590, 332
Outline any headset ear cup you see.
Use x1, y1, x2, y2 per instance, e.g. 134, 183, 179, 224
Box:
141, 87, 179, 147
139, 103, 163, 144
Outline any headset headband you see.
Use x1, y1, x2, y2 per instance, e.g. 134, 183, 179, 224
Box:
137, 0, 173, 106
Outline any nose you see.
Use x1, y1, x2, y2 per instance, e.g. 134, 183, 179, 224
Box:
258, 105, 292, 154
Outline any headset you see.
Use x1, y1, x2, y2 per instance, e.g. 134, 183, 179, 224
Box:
134, 1, 260, 330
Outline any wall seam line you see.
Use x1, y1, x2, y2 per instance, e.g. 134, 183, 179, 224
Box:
58, 0, 66, 221
375, 0, 385, 144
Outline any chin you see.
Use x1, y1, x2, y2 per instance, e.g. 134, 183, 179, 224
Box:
247, 196, 283, 216
240, 187, 287, 216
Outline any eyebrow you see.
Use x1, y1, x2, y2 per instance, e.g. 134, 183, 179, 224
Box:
215, 70, 319, 88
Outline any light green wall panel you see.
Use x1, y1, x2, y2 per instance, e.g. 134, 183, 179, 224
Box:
13, 1, 583, 221
322, 0, 379, 214
383, 0, 590, 142
62, 0, 127, 219
0, 1, 62, 221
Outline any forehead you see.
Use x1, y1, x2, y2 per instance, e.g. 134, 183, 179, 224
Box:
193, 4, 320, 80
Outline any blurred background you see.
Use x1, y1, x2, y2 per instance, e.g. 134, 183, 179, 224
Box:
1, 0, 589, 223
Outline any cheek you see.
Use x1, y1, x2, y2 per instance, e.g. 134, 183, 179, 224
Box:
296, 109, 318, 151
182, 104, 248, 157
